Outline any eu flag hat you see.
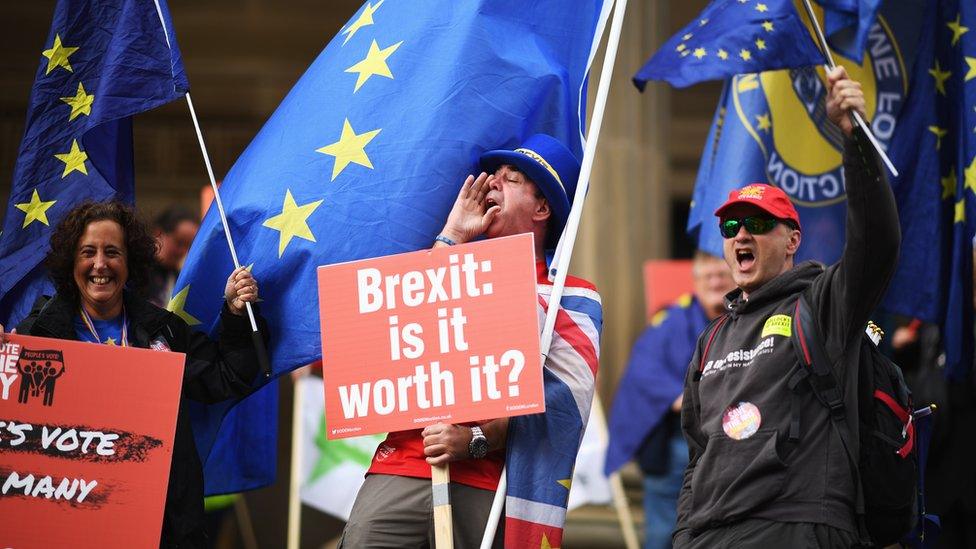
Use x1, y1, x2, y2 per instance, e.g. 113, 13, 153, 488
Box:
480, 134, 581, 246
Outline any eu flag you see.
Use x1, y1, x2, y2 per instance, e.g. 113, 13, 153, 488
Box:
0, 0, 188, 326
633, 0, 824, 89
819, 0, 883, 63
175, 0, 610, 495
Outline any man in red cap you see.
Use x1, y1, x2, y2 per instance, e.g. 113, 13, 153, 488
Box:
673, 66, 901, 548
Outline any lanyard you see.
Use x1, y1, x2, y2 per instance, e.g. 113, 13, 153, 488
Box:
79, 306, 128, 347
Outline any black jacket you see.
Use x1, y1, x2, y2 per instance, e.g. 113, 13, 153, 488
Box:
17, 291, 267, 548
675, 129, 901, 540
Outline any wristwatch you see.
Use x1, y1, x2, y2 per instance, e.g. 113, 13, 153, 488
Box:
468, 426, 489, 459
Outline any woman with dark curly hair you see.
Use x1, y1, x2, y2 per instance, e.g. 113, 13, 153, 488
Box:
0, 200, 267, 548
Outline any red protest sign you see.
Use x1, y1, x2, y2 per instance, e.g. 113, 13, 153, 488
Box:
317, 233, 543, 439
0, 334, 184, 549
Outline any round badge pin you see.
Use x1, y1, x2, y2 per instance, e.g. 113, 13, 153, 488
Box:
722, 401, 761, 440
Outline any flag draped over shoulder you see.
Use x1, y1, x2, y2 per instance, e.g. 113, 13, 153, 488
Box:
604, 296, 706, 475
633, 0, 823, 89
0, 0, 188, 326
505, 282, 602, 548
175, 0, 611, 495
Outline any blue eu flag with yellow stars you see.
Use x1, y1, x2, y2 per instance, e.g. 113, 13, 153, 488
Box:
886, 0, 976, 381
633, 0, 824, 89
175, 0, 609, 495
0, 0, 188, 326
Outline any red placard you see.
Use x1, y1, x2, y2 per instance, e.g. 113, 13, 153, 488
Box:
0, 334, 184, 549
318, 233, 543, 439
643, 259, 694, 322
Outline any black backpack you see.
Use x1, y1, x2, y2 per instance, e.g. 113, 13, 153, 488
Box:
789, 294, 918, 546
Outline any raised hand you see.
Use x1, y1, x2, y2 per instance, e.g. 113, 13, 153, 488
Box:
224, 266, 259, 316
437, 172, 501, 245
825, 66, 866, 137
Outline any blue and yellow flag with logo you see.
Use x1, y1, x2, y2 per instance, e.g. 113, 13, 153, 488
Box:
633, 0, 824, 89
0, 0, 188, 326
175, 0, 610, 495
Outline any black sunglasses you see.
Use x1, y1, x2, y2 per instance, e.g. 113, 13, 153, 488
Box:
719, 216, 794, 238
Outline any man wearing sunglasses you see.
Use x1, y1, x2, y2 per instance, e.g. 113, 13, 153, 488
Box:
674, 66, 900, 549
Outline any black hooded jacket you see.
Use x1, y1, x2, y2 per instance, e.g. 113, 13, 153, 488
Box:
17, 291, 267, 548
674, 128, 901, 540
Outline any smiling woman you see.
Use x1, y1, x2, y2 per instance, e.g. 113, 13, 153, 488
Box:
3, 200, 270, 547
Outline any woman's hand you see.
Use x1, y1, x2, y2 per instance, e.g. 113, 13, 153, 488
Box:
224, 267, 259, 316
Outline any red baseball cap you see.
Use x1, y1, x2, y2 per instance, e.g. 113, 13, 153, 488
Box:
713, 183, 801, 229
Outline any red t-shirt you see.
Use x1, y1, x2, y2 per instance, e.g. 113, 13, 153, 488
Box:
366, 260, 596, 491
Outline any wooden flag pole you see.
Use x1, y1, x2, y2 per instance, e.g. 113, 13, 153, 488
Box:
479, 0, 630, 545
286, 377, 306, 549
589, 394, 640, 549
432, 463, 454, 548
798, 0, 899, 176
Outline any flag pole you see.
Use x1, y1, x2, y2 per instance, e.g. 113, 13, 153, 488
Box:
589, 394, 640, 549
286, 376, 306, 549
184, 93, 272, 377
798, 0, 899, 176
151, 0, 271, 377
432, 464, 455, 548
478, 0, 630, 545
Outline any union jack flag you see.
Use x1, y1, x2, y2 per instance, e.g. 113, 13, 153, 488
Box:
505, 280, 602, 548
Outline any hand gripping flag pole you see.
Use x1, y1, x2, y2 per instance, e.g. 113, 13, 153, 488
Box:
478, 0, 629, 546
151, 1, 271, 377
798, 0, 899, 177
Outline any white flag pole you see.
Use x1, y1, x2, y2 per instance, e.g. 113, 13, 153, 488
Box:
151, 0, 271, 376
478, 0, 630, 545
798, 0, 899, 176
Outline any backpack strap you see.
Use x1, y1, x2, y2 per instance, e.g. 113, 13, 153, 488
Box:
694, 313, 729, 382
790, 293, 870, 540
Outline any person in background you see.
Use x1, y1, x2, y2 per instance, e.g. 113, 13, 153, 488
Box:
605, 251, 734, 549
149, 205, 200, 308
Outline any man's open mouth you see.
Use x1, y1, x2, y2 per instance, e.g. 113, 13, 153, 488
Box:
735, 249, 755, 271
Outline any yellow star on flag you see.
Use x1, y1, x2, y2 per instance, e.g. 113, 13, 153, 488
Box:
557, 478, 572, 490
262, 189, 324, 257
681, 50, 691, 58
677, 43, 687, 52
105, 338, 117, 346
699, 18, 709, 26
345, 39, 403, 93
756, 113, 772, 132
167, 286, 201, 325
717, 49, 729, 60
941, 168, 956, 200
965, 155, 976, 194
762, 20, 774, 32
965, 57, 976, 82
929, 60, 951, 96
340, 0, 384, 46
54, 139, 89, 177
756, 3, 768, 13
14, 189, 57, 228
683, 33, 694, 41
693, 47, 707, 59
42, 34, 79, 74
316, 119, 382, 181
755, 38, 767, 51
739, 49, 752, 61
947, 13, 969, 46
929, 125, 948, 150
540, 534, 558, 549
955, 199, 966, 223
60, 82, 95, 121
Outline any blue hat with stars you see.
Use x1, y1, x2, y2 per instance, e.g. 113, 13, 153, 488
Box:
479, 134, 581, 246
